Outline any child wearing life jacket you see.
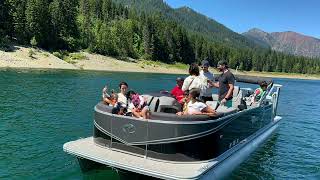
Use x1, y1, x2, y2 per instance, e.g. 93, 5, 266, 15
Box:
253, 81, 268, 102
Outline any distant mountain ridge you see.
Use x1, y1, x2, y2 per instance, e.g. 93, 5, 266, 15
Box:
243, 28, 320, 58
115, 0, 320, 58
114, 0, 264, 49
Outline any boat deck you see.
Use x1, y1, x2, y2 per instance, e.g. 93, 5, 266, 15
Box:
63, 137, 217, 180
63, 116, 282, 180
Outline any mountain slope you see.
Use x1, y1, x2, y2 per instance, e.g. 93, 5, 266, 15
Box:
115, 0, 264, 49
243, 28, 320, 58
242, 28, 271, 48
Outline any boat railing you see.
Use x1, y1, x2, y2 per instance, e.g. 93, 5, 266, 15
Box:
262, 83, 282, 117
269, 84, 282, 117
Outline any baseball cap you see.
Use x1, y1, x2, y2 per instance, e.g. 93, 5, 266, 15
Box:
217, 60, 228, 66
201, 60, 210, 67
176, 77, 184, 81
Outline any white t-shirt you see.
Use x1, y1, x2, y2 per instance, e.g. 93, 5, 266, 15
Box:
199, 70, 214, 97
182, 75, 205, 91
117, 93, 127, 106
187, 101, 207, 115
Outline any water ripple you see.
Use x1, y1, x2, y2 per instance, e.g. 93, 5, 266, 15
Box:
1, 70, 320, 179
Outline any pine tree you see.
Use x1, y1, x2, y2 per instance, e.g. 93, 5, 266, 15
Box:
49, 0, 79, 49
102, 0, 112, 22
79, 0, 91, 48
25, 0, 51, 47
0, 0, 12, 38
142, 20, 154, 59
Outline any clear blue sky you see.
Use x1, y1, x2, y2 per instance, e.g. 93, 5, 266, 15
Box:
164, 0, 320, 38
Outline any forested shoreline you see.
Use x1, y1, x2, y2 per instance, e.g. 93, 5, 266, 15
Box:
1, 0, 320, 74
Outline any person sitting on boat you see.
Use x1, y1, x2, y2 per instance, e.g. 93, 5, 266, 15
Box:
177, 88, 216, 116
171, 77, 185, 104
111, 102, 127, 115
127, 91, 150, 119
180, 90, 190, 114
117, 81, 129, 107
102, 85, 118, 106
253, 81, 268, 102
182, 63, 206, 92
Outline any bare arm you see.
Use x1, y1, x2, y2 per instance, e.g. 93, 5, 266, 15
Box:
103, 98, 112, 104
201, 106, 217, 116
207, 80, 219, 88
182, 79, 189, 91
224, 83, 234, 99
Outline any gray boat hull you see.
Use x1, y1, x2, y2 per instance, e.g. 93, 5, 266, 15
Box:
200, 116, 281, 179
67, 115, 281, 179
93, 102, 273, 162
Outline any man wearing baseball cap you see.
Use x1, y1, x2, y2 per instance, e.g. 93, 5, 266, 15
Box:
199, 59, 215, 102
210, 60, 235, 108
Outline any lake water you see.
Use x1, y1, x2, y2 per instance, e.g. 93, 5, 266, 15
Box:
0, 69, 319, 179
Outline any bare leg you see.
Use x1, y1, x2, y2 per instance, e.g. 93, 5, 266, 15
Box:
141, 107, 147, 119
146, 110, 150, 119
132, 108, 142, 118
141, 107, 150, 119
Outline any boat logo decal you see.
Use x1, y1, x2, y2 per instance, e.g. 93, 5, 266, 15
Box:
122, 124, 136, 134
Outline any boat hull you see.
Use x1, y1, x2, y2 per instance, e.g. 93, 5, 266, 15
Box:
64, 115, 281, 179
200, 116, 281, 179
93, 102, 273, 162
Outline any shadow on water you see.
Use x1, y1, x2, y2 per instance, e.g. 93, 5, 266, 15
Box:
79, 135, 280, 180
81, 165, 158, 180
228, 133, 279, 180
79, 158, 158, 180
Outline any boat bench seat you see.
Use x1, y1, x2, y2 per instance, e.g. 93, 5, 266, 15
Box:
96, 102, 226, 121
208, 86, 247, 111
206, 101, 238, 116
150, 112, 223, 121
96, 102, 114, 113
216, 106, 238, 116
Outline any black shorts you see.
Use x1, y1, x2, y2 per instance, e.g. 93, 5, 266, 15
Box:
201, 96, 213, 102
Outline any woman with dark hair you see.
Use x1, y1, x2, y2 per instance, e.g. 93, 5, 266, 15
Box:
182, 63, 206, 92
117, 81, 128, 106
177, 88, 216, 116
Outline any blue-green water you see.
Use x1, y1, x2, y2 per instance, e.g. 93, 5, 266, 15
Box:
0, 69, 319, 179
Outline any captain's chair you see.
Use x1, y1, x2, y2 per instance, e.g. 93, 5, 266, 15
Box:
207, 86, 243, 112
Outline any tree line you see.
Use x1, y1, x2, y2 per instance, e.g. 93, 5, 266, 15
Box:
1, 0, 320, 74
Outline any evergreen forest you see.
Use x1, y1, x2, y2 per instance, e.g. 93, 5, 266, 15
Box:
1, 0, 320, 74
